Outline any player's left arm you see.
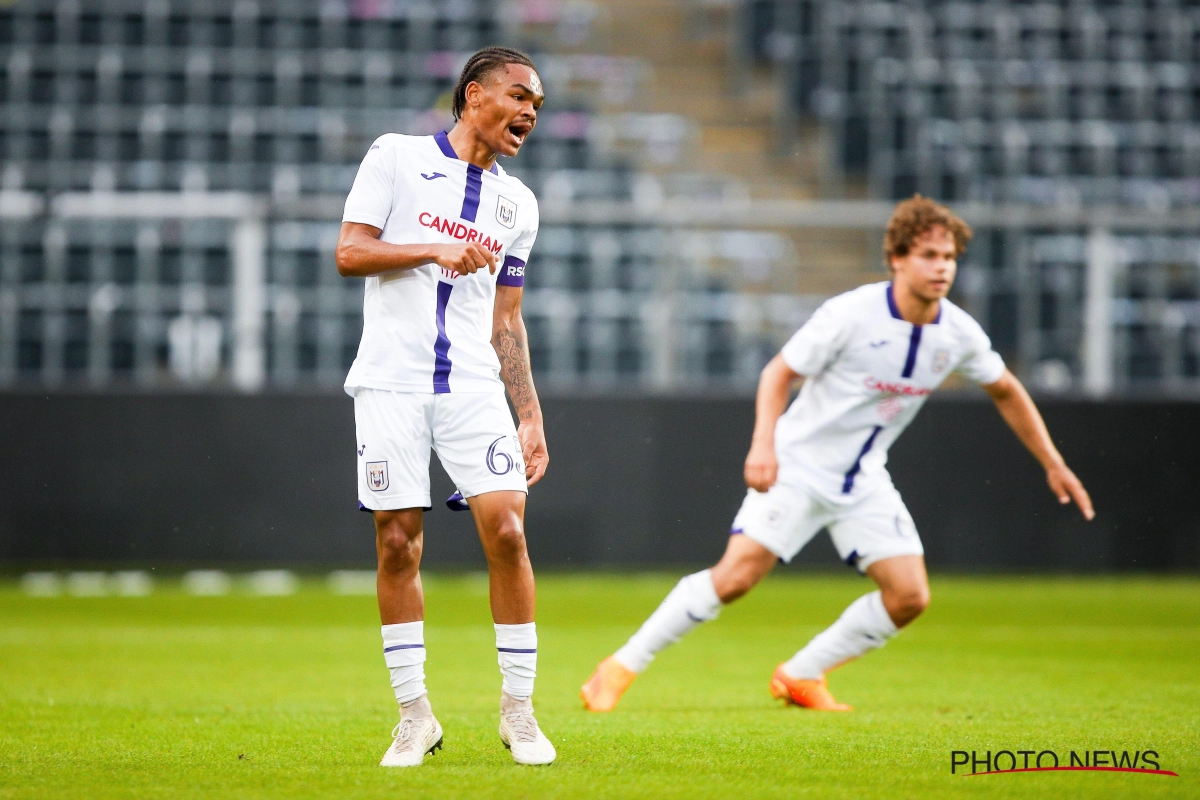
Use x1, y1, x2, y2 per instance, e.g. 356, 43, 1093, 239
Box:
981, 369, 1094, 520
492, 284, 548, 486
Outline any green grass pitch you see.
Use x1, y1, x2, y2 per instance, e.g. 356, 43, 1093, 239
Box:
1, 573, 1197, 799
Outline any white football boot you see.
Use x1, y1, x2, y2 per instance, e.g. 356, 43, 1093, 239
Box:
498, 692, 556, 765
380, 696, 443, 767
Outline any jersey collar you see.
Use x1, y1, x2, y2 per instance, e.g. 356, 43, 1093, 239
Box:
886, 282, 941, 324
435, 131, 500, 175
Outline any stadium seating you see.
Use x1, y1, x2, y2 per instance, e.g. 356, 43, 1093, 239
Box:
754, 0, 1200, 205
2, 0, 794, 391
741, 0, 1200, 391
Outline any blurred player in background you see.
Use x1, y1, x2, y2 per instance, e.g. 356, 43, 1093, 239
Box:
582, 196, 1094, 713
335, 47, 555, 766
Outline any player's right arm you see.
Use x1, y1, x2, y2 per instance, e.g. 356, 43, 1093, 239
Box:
335, 222, 497, 278
745, 296, 850, 492
744, 355, 804, 492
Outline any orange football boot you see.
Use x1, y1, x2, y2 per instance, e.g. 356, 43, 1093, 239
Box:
769, 664, 852, 711
580, 656, 638, 712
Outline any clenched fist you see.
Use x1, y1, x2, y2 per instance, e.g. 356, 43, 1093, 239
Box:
435, 243, 498, 276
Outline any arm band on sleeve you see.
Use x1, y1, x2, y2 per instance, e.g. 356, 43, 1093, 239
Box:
497, 255, 526, 287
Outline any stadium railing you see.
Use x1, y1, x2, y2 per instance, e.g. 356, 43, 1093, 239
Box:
5, 191, 1199, 397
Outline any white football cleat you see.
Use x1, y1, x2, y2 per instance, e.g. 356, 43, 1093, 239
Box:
380, 712, 443, 767
499, 692, 556, 766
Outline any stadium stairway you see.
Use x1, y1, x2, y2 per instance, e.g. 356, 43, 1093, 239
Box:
549, 0, 880, 295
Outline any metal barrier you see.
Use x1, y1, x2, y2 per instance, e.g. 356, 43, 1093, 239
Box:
3, 192, 1199, 397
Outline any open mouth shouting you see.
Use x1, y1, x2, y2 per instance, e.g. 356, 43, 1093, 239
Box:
506, 120, 534, 148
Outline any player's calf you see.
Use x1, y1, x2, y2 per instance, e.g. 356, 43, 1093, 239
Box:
710, 534, 779, 603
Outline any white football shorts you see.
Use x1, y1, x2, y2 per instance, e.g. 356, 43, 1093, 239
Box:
730, 481, 923, 572
354, 389, 527, 511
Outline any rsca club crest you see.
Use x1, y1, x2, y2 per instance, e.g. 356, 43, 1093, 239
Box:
496, 195, 517, 229
366, 461, 389, 491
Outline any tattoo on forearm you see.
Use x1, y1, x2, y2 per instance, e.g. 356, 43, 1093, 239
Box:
495, 328, 536, 420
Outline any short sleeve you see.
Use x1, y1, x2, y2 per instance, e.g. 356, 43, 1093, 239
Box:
342, 137, 396, 229
497, 197, 538, 288
779, 298, 853, 376
953, 316, 1006, 385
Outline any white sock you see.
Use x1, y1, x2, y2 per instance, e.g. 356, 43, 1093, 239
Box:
382, 621, 427, 706
613, 569, 723, 673
495, 622, 537, 700
782, 591, 898, 680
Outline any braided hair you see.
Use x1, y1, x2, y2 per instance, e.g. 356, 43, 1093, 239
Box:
452, 46, 538, 121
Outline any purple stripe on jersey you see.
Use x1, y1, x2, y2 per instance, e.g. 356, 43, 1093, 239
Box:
383, 644, 425, 653
434, 130, 457, 159
497, 255, 526, 287
460, 163, 484, 222
435, 131, 500, 174
886, 283, 902, 319
887, 282, 943, 324
901, 324, 923, 378
842, 425, 883, 494
433, 281, 454, 393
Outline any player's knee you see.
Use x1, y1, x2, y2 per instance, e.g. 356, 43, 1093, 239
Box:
377, 526, 422, 573
485, 519, 528, 563
714, 564, 762, 603
888, 584, 930, 625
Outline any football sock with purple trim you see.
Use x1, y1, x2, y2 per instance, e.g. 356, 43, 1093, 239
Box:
613, 569, 722, 673
781, 590, 898, 680
495, 622, 537, 699
382, 621, 427, 707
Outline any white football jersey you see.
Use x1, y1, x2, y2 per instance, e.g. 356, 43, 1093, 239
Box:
776, 281, 1005, 503
342, 132, 538, 396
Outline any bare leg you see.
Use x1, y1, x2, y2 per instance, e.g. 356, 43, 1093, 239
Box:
865, 554, 930, 628
374, 508, 426, 624
468, 490, 535, 623
710, 534, 780, 603
375, 508, 433, 719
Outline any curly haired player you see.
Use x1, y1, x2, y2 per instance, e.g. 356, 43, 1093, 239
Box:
582, 195, 1094, 713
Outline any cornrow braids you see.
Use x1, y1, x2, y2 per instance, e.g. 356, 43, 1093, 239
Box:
452, 46, 538, 121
